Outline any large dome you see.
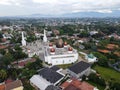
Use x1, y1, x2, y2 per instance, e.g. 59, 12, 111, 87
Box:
56, 39, 64, 48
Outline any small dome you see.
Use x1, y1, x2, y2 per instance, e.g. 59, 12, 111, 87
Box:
68, 47, 73, 51
50, 48, 55, 52
64, 41, 67, 45
49, 43, 53, 46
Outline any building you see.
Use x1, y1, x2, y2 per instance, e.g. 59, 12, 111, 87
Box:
30, 67, 64, 90
0, 84, 5, 90
21, 32, 26, 46
98, 49, 111, 54
90, 31, 98, 36
45, 85, 61, 90
44, 39, 78, 65
22, 40, 44, 57
5, 80, 23, 90
2, 34, 12, 39
22, 30, 47, 58
67, 61, 91, 78
43, 29, 47, 42
11, 58, 36, 68
60, 78, 98, 90
85, 53, 97, 63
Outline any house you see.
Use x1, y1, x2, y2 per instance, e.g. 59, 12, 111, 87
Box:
45, 85, 61, 90
5, 80, 23, 90
90, 31, 98, 36
67, 61, 91, 78
0, 44, 8, 50
98, 49, 111, 54
60, 78, 98, 90
52, 30, 60, 35
0, 84, 5, 90
12, 58, 36, 68
106, 44, 119, 50
85, 53, 97, 63
79, 45, 85, 50
30, 67, 64, 90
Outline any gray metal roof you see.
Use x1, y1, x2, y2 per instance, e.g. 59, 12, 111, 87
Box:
50, 66, 60, 71
68, 61, 91, 74
39, 67, 63, 83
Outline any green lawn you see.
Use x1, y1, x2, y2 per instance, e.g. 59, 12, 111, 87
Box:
57, 64, 72, 69
93, 65, 120, 83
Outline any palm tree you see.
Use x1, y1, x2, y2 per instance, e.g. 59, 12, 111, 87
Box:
0, 69, 7, 80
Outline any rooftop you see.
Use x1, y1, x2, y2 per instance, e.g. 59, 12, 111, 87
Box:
6, 80, 23, 90
45, 85, 61, 90
98, 49, 110, 54
0, 84, 5, 90
24, 40, 43, 53
39, 67, 64, 83
68, 61, 91, 74
12, 58, 36, 67
106, 44, 119, 50
50, 66, 60, 72
87, 53, 95, 59
60, 78, 94, 90
45, 45, 77, 56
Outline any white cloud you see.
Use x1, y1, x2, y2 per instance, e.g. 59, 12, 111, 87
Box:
97, 10, 113, 13
32, 0, 120, 14
33, 0, 57, 4
0, 0, 120, 16
0, 0, 12, 5
0, 0, 25, 6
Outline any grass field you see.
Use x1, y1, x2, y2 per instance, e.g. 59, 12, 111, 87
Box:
93, 65, 120, 83
57, 64, 72, 69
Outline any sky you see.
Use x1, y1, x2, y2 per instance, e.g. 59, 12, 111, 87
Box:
0, 0, 120, 16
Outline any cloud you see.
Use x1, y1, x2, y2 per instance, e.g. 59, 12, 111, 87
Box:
97, 10, 113, 13
32, 0, 120, 14
0, 0, 20, 5
0, 0, 120, 16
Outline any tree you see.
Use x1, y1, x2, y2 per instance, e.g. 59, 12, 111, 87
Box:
0, 69, 7, 80
2, 52, 14, 66
93, 52, 108, 67
0, 49, 6, 55
88, 73, 106, 86
0, 32, 3, 38
7, 68, 18, 80
109, 82, 120, 90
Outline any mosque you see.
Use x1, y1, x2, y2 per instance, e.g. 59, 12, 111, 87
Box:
21, 30, 78, 65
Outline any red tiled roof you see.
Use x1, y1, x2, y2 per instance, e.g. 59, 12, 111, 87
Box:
1, 38, 7, 42
0, 44, 7, 49
106, 44, 119, 50
79, 81, 94, 90
114, 51, 120, 57
0, 84, 5, 90
12, 58, 36, 67
5, 79, 13, 84
61, 78, 94, 90
6, 80, 23, 90
98, 49, 110, 54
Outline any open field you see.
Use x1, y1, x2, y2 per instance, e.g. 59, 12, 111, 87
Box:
93, 65, 120, 83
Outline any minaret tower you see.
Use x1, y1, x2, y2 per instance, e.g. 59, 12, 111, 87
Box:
43, 29, 47, 42
21, 32, 26, 46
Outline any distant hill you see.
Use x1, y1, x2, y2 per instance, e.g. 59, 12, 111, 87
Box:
26, 10, 120, 18
1, 10, 120, 18
61, 10, 120, 18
